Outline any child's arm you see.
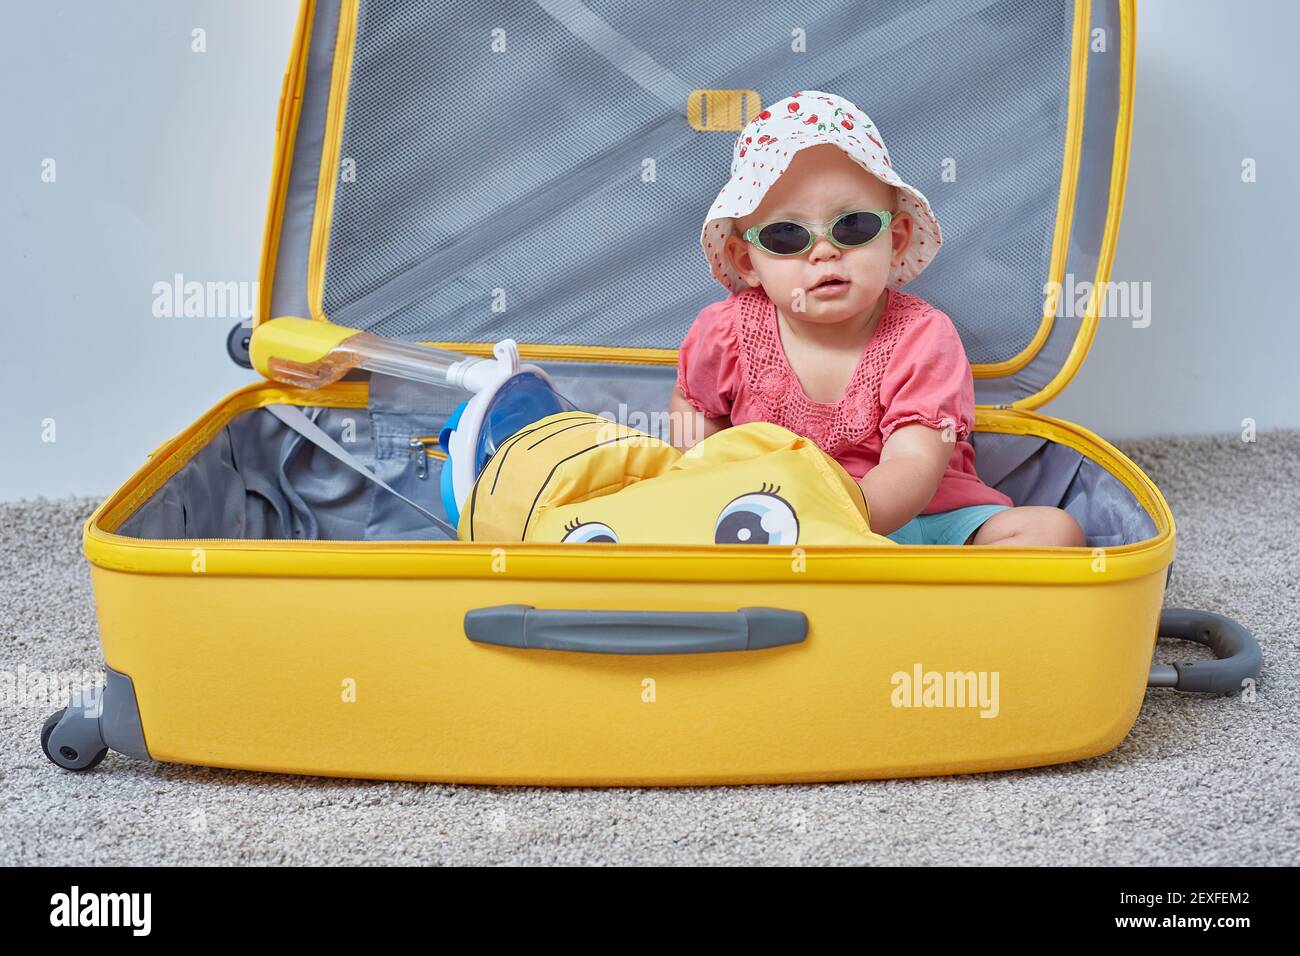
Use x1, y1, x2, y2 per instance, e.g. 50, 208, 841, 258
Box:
669, 385, 729, 449
865, 302, 975, 535
857, 423, 952, 535
672, 297, 740, 450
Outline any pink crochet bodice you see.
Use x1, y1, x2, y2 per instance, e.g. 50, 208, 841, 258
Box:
733, 285, 917, 457
675, 286, 1014, 514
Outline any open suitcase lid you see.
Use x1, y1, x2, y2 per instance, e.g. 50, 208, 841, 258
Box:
257, 0, 1134, 410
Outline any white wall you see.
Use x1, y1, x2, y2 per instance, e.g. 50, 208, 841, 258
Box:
2, 0, 1295, 501
1042, 0, 1300, 436
1, 1, 295, 501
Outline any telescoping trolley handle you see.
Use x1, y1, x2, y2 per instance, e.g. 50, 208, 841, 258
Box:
1147, 608, 1262, 694
465, 605, 806, 655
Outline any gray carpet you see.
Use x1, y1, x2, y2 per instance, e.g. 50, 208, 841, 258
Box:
2, 431, 1297, 866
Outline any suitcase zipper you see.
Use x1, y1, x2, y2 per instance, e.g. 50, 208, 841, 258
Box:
90, 394, 1169, 559
408, 435, 443, 480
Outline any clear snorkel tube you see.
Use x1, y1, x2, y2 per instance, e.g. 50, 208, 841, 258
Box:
250, 317, 578, 525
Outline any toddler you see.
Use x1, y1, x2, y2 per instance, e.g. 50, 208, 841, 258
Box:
669, 91, 1084, 547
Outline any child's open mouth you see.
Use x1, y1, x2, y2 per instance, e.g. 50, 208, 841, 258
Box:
808, 276, 850, 298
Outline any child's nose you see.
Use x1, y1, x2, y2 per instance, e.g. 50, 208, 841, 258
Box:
808, 236, 840, 263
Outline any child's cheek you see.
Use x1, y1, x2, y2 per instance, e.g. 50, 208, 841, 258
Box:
760, 260, 808, 306
850, 245, 893, 284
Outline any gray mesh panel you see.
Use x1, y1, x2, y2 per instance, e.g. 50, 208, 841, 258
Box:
322, 0, 1074, 365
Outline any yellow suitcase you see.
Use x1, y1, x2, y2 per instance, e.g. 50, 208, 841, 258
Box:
44, 0, 1260, 785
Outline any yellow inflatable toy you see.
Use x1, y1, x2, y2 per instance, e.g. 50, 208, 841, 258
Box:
457, 411, 897, 547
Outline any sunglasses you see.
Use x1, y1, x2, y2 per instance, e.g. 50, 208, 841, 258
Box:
742, 209, 894, 257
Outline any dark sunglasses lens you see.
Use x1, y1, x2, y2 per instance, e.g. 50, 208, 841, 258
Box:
831, 211, 884, 246
757, 221, 812, 255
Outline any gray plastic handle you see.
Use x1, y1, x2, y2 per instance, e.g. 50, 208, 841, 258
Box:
1147, 607, 1262, 693
465, 604, 807, 654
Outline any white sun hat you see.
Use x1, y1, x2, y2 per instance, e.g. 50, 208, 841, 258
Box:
700, 90, 942, 293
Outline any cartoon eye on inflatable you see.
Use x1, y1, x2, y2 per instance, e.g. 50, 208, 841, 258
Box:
561, 519, 619, 544
715, 484, 799, 545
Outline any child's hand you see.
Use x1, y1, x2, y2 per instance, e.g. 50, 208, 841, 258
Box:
858, 424, 952, 534
669, 386, 729, 450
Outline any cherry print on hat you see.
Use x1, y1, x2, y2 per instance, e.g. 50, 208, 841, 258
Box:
699, 90, 942, 294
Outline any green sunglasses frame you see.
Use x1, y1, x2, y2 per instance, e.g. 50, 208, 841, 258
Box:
742, 209, 894, 256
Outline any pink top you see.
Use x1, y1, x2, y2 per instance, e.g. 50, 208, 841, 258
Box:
675, 286, 1013, 515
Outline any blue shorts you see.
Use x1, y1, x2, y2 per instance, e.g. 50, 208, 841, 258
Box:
885, 504, 1011, 546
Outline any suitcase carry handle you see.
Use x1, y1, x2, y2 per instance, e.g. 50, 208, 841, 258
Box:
465, 604, 806, 654
1147, 608, 1262, 693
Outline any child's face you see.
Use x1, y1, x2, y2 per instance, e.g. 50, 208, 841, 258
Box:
724, 143, 913, 324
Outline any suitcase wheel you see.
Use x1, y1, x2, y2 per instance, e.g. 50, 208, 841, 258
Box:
227, 322, 253, 369
41, 708, 108, 772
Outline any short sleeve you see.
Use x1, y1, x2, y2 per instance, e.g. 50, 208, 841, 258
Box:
877, 304, 975, 444
675, 296, 742, 420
